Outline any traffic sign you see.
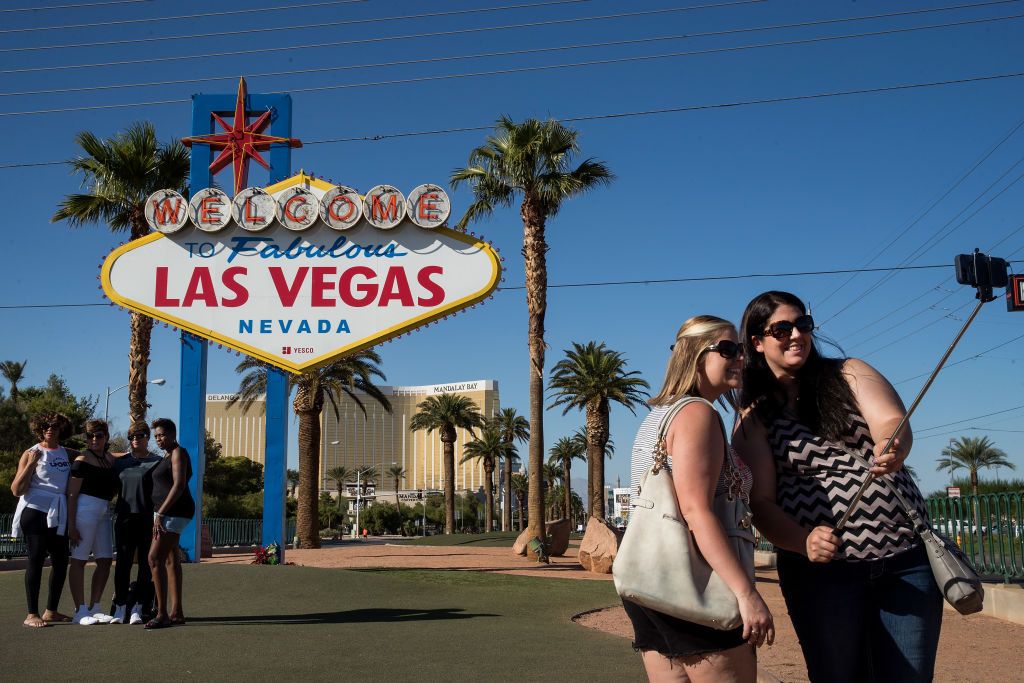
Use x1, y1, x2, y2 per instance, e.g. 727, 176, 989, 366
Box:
1008, 275, 1024, 312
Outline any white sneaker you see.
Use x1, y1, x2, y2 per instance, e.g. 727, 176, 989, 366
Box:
90, 604, 114, 624
73, 605, 98, 626
110, 604, 127, 624
129, 604, 144, 625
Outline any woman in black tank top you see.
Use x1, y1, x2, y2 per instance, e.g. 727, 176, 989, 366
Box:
732, 291, 942, 683
146, 418, 195, 629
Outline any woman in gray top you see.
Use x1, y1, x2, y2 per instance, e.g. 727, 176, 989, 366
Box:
110, 420, 162, 625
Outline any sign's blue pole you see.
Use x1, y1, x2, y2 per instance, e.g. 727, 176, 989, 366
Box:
178, 333, 208, 562
178, 95, 214, 563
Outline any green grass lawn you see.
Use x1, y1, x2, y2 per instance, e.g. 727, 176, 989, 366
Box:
3, 563, 639, 681
397, 531, 520, 547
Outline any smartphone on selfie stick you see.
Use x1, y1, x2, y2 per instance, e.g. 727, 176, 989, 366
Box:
835, 250, 1010, 532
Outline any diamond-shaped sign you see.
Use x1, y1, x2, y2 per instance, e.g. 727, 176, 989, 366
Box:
101, 173, 501, 373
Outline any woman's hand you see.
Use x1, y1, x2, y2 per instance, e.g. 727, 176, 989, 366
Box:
737, 590, 775, 647
870, 436, 907, 476
69, 527, 82, 545
805, 526, 840, 562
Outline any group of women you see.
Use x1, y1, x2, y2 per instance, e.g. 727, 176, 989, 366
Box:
12, 415, 196, 630
626, 290, 942, 683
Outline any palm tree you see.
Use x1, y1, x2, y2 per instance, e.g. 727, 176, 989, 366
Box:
548, 436, 586, 524
387, 464, 407, 512
286, 469, 300, 498
356, 465, 378, 494
0, 360, 27, 402
937, 436, 1016, 495
549, 341, 649, 519
410, 393, 485, 534
510, 473, 528, 532
489, 408, 530, 531
327, 466, 353, 496
571, 428, 615, 460
452, 117, 613, 549
462, 427, 513, 533
52, 122, 189, 424
229, 351, 391, 549
542, 463, 564, 520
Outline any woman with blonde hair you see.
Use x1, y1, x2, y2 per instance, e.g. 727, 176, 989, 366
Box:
625, 315, 773, 683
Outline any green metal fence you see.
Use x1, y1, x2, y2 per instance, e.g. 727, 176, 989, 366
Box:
1, 514, 297, 559
927, 493, 1024, 583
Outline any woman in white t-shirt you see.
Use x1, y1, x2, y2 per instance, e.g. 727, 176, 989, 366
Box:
10, 411, 75, 629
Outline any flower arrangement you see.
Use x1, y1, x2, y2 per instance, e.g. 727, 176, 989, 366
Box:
252, 542, 280, 565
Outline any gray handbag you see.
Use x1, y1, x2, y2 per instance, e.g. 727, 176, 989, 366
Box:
845, 449, 984, 615
612, 396, 755, 630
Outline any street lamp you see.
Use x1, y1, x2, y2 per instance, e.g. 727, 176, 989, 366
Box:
104, 378, 166, 423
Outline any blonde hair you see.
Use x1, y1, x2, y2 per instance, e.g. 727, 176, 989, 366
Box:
648, 315, 737, 406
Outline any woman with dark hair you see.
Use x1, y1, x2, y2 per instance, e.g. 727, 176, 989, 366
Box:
110, 420, 162, 625
10, 411, 75, 628
732, 291, 941, 683
625, 315, 773, 682
146, 417, 195, 629
67, 418, 119, 625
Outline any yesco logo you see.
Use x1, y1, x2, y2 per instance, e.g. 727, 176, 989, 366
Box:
103, 172, 501, 374
145, 183, 450, 234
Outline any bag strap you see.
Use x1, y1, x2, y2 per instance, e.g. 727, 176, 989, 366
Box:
842, 446, 929, 533
653, 396, 740, 497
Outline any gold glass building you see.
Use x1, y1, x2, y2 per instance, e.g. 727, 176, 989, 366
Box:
319, 379, 500, 494
205, 393, 266, 465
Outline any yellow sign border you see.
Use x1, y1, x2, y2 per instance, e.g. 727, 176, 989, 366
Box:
101, 219, 501, 374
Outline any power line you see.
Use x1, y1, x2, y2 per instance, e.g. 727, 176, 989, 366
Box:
0, 0, 373, 33
915, 403, 1024, 434
0, 0, 151, 12
895, 332, 1024, 385
1, 0, 1008, 76
0, 0, 646, 53
3, 70, 1024, 169
3, 9, 1020, 100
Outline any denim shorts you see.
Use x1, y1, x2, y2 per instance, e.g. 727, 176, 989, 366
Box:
154, 513, 191, 535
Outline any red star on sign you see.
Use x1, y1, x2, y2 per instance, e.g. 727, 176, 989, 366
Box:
182, 77, 302, 195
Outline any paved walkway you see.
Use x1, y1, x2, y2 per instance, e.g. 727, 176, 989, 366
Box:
209, 540, 1023, 682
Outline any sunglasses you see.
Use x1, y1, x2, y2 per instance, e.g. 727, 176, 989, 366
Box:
762, 315, 815, 341
702, 340, 744, 360
129, 433, 150, 440
87, 432, 108, 440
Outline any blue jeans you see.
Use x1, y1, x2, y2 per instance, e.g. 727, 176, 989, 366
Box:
777, 543, 943, 683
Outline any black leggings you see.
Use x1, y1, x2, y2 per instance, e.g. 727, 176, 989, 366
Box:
113, 513, 154, 611
22, 507, 69, 615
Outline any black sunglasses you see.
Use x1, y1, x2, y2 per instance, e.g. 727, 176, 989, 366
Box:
86, 432, 108, 439
129, 433, 150, 440
702, 339, 744, 360
762, 315, 815, 341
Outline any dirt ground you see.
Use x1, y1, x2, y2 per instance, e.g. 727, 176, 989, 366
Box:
208, 540, 1023, 682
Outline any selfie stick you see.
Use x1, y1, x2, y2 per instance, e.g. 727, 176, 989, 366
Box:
834, 298, 986, 532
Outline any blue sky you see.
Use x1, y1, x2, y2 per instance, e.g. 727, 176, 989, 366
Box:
2, 0, 1023, 497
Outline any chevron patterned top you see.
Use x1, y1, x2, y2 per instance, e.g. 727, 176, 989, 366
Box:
767, 413, 928, 561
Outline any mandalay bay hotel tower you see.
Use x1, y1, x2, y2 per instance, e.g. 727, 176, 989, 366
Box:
205, 380, 501, 496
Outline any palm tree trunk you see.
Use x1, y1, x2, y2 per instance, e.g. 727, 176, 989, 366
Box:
442, 427, 456, 534
127, 312, 154, 424
523, 202, 548, 553
296, 409, 322, 549
586, 399, 610, 519
502, 455, 512, 532
484, 465, 494, 533
564, 461, 572, 523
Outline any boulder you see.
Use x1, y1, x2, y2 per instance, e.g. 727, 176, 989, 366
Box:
512, 527, 532, 556
546, 518, 571, 556
577, 516, 622, 574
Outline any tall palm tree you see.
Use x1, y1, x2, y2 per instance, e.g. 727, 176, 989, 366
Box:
462, 427, 513, 533
937, 436, 1015, 495
542, 463, 564, 520
452, 117, 612, 549
549, 341, 649, 519
52, 122, 189, 424
356, 465, 378, 494
409, 393, 485, 534
571, 428, 615, 460
286, 469, 300, 498
0, 360, 27, 402
510, 473, 528, 532
490, 408, 530, 531
548, 436, 585, 524
327, 466, 353, 496
229, 351, 391, 549
387, 464, 407, 512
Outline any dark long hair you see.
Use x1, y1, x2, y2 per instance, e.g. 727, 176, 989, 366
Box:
739, 291, 857, 441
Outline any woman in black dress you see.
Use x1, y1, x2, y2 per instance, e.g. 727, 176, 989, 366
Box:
146, 418, 195, 629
